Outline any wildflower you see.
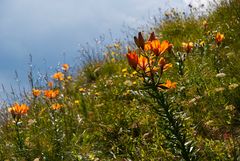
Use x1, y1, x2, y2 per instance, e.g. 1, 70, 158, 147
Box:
94, 92, 100, 96
134, 32, 145, 50
79, 88, 86, 92
159, 80, 177, 89
62, 64, 69, 71
215, 73, 226, 78
203, 20, 208, 29
114, 43, 120, 49
111, 58, 115, 62
199, 41, 205, 47
124, 80, 133, 87
32, 89, 41, 97
158, 57, 173, 72
138, 55, 148, 71
8, 103, 29, 120
182, 42, 194, 53
74, 100, 80, 104
51, 103, 62, 110
225, 104, 236, 111
126, 50, 138, 70
144, 39, 172, 56
215, 32, 224, 45
132, 71, 138, 75
228, 83, 239, 90
48, 81, 54, 88
122, 68, 127, 73
52, 72, 64, 81
215, 87, 225, 92
67, 76, 72, 80
44, 89, 59, 99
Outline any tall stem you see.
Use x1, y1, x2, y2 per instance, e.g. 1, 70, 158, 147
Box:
152, 88, 192, 161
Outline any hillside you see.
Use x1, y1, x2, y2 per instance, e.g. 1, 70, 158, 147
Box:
0, 0, 240, 160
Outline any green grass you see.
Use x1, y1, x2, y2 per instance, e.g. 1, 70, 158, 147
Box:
0, 0, 240, 160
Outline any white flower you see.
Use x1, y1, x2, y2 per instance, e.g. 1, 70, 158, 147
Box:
216, 73, 226, 78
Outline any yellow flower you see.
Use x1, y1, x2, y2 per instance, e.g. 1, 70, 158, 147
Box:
122, 68, 127, 73
62, 64, 69, 71
79, 88, 86, 92
32, 89, 41, 97
67, 76, 72, 80
200, 41, 205, 47
132, 71, 138, 75
95, 92, 100, 96
182, 42, 194, 53
51, 103, 62, 110
74, 100, 80, 104
52, 72, 64, 81
44, 89, 59, 99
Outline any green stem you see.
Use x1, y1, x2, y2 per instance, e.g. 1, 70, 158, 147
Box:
152, 88, 192, 161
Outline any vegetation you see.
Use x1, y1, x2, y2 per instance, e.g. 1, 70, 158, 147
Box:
0, 0, 240, 160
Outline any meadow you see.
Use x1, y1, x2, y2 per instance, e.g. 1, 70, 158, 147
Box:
0, 0, 240, 160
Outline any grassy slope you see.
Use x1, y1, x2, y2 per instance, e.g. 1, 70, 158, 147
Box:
0, 0, 240, 160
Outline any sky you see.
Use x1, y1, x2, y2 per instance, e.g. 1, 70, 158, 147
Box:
0, 0, 210, 99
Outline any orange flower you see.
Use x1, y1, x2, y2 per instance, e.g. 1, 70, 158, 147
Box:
32, 89, 41, 97
158, 57, 173, 72
48, 81, 54, 88
8, 103, 29, 116
44, 89, 59, 99
182, 42, 194, 53
144, 39, 171, 56
52, 72, 64, 81
215, 32, 224, 45
62, 64, 69, 71
126, 50, 138, 70
134, 32, 145, 50
51, 103, 62, 110
159, 80, 177, 89
138, 55, 148, 71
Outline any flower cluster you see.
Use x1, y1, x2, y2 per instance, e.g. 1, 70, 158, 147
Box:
127, 32, 176, 89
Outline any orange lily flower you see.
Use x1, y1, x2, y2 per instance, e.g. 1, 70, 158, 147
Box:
62, 64, 69, 71
32, 89, 41, 97
158, 57, 173, 72
134, 32, 145, 50
144, 39, 172, 56
159, 80, 177, 89
126, 50, 138, 70
44, 89, 59, 99
182, 42, 194, 53
51, 103, 62, 110
8, 103, 29, 119
138, 55, 148, 71
52, 72, 64, 81
48, 81, 54, 88
215, 32, 224, 45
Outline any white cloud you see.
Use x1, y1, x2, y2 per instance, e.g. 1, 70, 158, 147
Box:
0, 0, 187, 92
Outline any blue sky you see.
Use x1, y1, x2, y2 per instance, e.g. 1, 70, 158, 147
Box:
0, 0, 209, 98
